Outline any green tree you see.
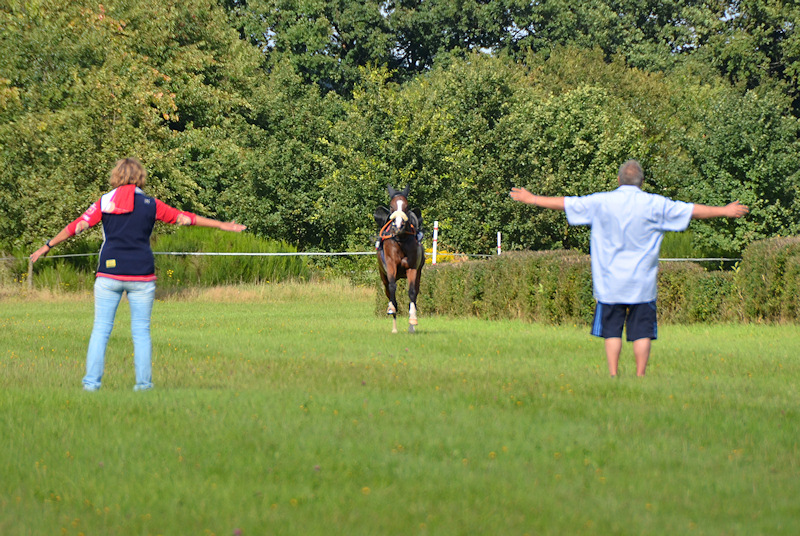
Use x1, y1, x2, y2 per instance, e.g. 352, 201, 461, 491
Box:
215, 59, 344, 248
0, 0, 271, 251
316, 47, 798, 257
696, 0, 800, 114
226, 0, 396, 94
320, 53, 644, 255
667, 80, 800, 254
525, 47, 800, 256
386, 0, 530, 72
3, 0, 799, 262
508, 1, 723, 68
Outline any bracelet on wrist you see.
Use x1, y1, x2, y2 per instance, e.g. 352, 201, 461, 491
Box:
45, 240, 52, 249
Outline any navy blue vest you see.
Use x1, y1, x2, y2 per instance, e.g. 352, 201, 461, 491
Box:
97, 193, 158, 277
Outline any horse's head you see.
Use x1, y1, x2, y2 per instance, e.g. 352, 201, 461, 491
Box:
376, 184, 423, 242
387, 185, 411, 236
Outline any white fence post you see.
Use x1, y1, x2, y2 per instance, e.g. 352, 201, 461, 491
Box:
432, 220, 439, 264
497, 231, 502, 255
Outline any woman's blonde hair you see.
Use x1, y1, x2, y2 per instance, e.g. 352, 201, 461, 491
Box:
109, 157, 147, 188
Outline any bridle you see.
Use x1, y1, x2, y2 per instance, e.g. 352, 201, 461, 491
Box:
379, 196, 416, 242
379, 218, 416, 242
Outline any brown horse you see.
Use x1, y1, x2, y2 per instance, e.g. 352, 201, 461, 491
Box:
374, 185, 425, 333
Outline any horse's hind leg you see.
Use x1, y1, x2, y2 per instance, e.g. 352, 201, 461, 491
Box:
408, 302, 417, 333
379, 262, 399, 332
387, 278, 399, 333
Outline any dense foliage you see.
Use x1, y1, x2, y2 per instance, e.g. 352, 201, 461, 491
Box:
2, 0, 799, 259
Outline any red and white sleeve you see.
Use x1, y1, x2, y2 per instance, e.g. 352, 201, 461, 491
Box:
66, 200, 102, 236
155, 199, 197, 226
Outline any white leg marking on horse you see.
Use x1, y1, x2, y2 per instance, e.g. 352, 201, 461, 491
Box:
387, 302, 396, 315
409, 303, 418, 325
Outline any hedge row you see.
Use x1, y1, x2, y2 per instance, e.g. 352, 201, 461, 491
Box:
737, 237, 800, 322
376, 237, 800, 325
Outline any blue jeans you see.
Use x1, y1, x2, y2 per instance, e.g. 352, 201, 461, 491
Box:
83, 277, 156, 391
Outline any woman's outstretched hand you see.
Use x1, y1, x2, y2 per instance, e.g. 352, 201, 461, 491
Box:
30, 245, 50, 263
219, 221, 247, 232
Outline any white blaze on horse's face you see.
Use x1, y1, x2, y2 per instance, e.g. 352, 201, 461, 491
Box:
394, 199, 405, 230
388, 197, 409, 233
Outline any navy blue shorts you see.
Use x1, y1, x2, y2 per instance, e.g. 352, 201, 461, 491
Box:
591, 301, 658, 341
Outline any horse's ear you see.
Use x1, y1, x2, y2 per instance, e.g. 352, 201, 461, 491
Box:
401, 185, 410, 198
374, 206, 390, 227
386, 185, 398, 198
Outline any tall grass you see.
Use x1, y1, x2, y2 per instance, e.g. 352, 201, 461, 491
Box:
1, 284, 799, 535
11, 227, 311, 293
153, 227, 310, 288
3, 239, 103, 292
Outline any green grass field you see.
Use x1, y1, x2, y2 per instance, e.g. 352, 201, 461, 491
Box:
1, 282, 799, 536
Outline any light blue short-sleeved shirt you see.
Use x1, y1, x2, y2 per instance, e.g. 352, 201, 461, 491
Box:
564, 185, 694, 304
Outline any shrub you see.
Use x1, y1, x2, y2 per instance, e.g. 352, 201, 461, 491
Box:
691, 270, 737, 323
657, 262, 738, 323
18, 239, 102, 292
30, 260, 94, 292
309, 253, 378, 287
393, 249, 762, 325
153, 227, 310, 289
735, 237, 800, 322
656, 262, 704, 324
391, 250, 595, 324
0, 251, 24, 290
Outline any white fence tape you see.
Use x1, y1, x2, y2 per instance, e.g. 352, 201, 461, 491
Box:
4, 249, 742, 291
1, 252, 741, 261
1, 251, 375, 261
154, 251, 376, 256
658, 258, 740, 262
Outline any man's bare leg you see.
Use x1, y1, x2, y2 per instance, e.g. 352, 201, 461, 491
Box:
604, 337, 622, 377
633, 338, 652, 376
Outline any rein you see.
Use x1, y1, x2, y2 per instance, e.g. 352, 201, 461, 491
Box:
379, 219, 415, 242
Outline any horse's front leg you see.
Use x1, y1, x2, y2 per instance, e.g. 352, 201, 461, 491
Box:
379, 252, 400, 333
406, 268, 419, 333
379, 259, 398, 313
381, 272, 397, 313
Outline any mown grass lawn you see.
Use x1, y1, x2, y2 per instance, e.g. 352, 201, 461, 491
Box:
1, 282, 798, 536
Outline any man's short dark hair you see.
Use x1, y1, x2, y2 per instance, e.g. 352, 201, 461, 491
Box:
618, 160, 644, 187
